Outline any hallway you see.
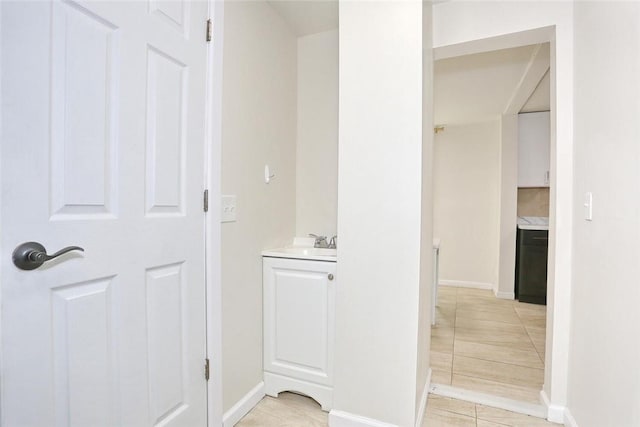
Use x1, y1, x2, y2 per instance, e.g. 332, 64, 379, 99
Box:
431, 287, 546, 403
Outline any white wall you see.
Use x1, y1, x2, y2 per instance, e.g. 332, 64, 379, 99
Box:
433, 120, 501, 288
333, 1, 424, 425
568, 2, 640, 426
433, 2, 574, 418
498, 114, 518, 298
220, 0, 297, 412
296, 29, 338, 239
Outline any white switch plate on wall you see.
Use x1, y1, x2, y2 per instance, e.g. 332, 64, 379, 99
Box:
221, 195, 237, 223
584, 192, 593, 221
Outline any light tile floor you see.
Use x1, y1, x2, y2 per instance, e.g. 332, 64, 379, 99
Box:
431, 287, 547, 404
236, 287, 549, 426
236, 392, 560, 426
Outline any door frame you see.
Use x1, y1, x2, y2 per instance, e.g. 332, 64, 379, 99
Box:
433, 24, 570, 423
205, 0, 224, 425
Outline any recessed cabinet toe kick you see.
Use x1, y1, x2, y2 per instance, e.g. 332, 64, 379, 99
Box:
262, 250, 337, 411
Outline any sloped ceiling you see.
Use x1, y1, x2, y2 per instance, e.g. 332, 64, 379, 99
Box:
267, 0, 338, 37
521, 70, 550, 113
434, 44, 550, 125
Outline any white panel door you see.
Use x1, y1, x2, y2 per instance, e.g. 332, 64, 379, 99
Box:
1, 1, 209, 426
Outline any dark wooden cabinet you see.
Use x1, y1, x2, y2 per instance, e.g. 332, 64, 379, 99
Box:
516, 228, 548, 305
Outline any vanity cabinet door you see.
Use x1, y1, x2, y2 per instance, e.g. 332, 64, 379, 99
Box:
263, 257, 336, 386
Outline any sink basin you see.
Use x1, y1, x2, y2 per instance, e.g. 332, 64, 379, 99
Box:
279, 247, 336, 256
261, 247, 337, 261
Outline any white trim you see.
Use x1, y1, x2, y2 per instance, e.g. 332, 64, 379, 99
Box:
329, 410, 398, 427
0, 1, 4, 421
439, 280, 493, 290
564, 407, 579, 427
222, 382, 266, 427
540, 390, 566, 424
264, 372, 333, 411
429, 384, 547, 419
495, 290, 515, 300
503, 43, 551, 114
415, 368, 431, 427
205, 1, 224, 426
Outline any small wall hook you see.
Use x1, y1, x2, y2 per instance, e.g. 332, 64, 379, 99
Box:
264, 165, 276, 184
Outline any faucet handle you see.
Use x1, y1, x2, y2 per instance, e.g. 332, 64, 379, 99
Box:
328, 235, 337, 249
308, 234, 328, 248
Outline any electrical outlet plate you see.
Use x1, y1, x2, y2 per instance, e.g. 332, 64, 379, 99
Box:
221, 195, 237, 223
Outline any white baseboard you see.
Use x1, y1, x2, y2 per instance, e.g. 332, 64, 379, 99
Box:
439, 280, 493, 290
495, 290, 515, 300
223, 382, 265, 427
329, 410, 398, 427
329, 369, 431, 427
540, 389, 566, 423
564, 407, 579, 427
415, 368, 431, 427
430, 383, 546, 419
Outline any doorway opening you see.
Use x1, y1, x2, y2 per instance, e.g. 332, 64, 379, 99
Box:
429, 29, 557, 419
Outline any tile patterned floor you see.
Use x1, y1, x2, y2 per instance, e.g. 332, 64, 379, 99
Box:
236, 392, 560, 426
236, 286, 550, 426
431, 287, 547, 404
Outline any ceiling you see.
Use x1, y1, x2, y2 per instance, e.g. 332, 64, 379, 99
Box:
521, 70, 550, 113
266, 2, 549, 124
434, 44, 550, 125
268, 0, 338, 37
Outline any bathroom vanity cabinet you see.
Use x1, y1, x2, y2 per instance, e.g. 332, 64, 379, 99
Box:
262, 253, 336, 411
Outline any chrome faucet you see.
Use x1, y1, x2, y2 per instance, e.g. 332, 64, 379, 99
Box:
309, 234, 329, 248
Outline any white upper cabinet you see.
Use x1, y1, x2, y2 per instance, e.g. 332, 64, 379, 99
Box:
518, 111, 550, 187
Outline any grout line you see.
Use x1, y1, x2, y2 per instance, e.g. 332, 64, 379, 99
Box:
451, 290, 546, 396
522, 324, 546, 366
452, 352, 545, 371
429, 383, 547, 419
451, 371, 545, 396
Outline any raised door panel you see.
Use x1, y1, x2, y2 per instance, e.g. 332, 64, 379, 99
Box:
149, 0, 190, 37
145, 47, 187, 217
51, 277, 117, 427
146, 263, 190, 425
50, 1, 119, 219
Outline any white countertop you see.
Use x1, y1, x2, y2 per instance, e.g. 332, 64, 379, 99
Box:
262, 247, 337, 262
517, 216, 549, 231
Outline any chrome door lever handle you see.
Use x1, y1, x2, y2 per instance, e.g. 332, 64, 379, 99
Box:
13, 242, 84, 270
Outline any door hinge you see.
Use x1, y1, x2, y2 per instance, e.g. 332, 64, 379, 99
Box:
203, 189, 209, 212
206, 19, 213, 42
205, 358, 210, 381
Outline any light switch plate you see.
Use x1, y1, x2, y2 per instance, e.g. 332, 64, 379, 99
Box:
584, 192, 593, 221
221, 195, 237, 223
